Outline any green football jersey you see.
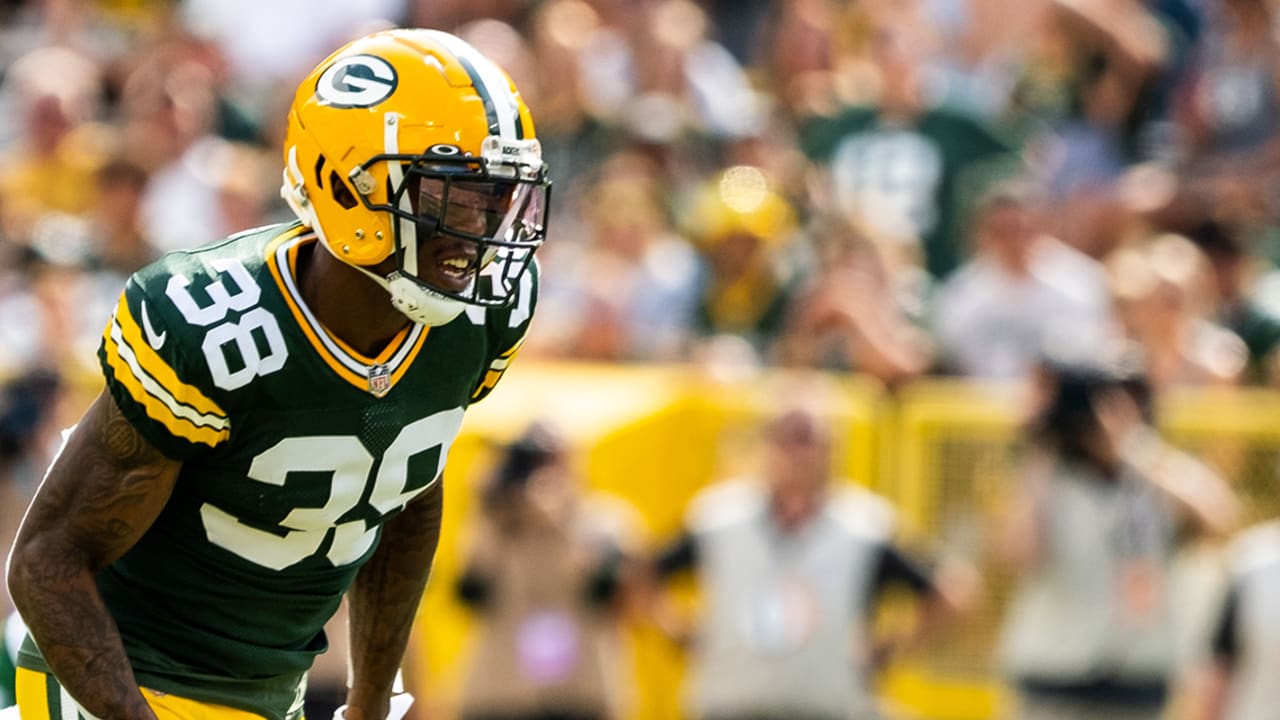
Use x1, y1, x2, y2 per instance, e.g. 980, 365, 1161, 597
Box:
800, 105, 1021, 280
18, 222, 536, 720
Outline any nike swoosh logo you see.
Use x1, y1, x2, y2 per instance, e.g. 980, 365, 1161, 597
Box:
140, 300, 167, 350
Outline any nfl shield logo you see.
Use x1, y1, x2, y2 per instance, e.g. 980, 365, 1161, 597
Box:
367, 364, 392, 398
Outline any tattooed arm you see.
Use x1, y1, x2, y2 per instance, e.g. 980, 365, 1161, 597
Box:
5, 391, 181, 720
343, 477, 443, 720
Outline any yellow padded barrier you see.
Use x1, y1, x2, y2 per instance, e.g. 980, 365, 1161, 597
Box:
44, 364, 1280, 720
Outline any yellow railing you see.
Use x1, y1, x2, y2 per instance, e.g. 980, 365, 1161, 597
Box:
411, 364, 1280, 720
45, 362, 1280, 719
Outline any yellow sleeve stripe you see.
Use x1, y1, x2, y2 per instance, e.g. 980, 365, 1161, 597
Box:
104, 321, 231, 446
471, 369, 502, 400
470, 336, 526, 400
15, 669, 50, 720
102, 297, 230, 446
112, 295, 228, 419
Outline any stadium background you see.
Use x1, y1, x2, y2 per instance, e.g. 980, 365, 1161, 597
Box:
1, 0, 1279, 718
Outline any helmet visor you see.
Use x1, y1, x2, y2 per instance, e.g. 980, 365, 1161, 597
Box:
353, 149, 550, 308
385, 165, 548, 307
413, 176, 547, 248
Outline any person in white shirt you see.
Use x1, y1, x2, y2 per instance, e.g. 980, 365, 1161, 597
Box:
652, 405, 967, 720
932, 181, 1114, 381
997, 351, 1238, 720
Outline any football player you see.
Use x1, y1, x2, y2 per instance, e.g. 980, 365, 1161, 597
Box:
5, 28, 549, 720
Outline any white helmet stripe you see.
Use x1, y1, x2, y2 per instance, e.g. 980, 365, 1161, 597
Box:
426, 30, 521, 140
384, 112, 419, 276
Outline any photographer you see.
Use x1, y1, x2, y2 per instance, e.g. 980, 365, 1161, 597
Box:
996, 348, 1237, 720
454, 423, 638, 720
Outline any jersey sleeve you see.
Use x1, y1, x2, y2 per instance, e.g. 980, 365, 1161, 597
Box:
98, 277, 232, 460
471, 258, 539, 404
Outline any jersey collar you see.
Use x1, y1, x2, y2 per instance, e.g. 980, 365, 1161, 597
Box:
265, 229, 429, 396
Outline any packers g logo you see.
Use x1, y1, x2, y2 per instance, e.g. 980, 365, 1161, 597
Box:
315, 55, 398, 109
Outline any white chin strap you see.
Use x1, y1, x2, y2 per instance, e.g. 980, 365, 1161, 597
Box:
386, 273, 466, 325
312, 241, 465, 327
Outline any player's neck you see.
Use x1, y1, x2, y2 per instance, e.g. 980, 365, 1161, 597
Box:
296, 241, 411, 357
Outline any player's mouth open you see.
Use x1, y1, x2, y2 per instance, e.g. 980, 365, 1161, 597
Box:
428, 251, 478, 292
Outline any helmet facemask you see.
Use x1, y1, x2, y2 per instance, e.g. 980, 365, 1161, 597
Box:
348, 136, 550, 325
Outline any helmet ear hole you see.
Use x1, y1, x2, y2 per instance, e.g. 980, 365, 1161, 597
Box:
329, 171, 358, 209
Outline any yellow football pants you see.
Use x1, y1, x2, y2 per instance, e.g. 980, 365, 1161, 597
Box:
15, 668, 272, 720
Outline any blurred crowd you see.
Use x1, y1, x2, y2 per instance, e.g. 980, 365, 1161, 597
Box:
0, 0, 1279, 718
0, 0, 1277, 387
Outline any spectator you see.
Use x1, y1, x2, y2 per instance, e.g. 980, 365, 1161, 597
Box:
910, 0, 1042, 120
800, 19, 1022, 280
758, 0, 837, 118
1172, 0, 1280, 274
1177, 0, 1280, 167
775, 215, 932, 386
932, 180, 1113, 380
4, 158, 160, 374
996, 350, 1238, 720
124, 57, 278, 252
521, 0, 623, 199
0, 223, 115, 376
651, 404, 967, 720
455, 422, 639, 720
1186, 216, 1280, 385
1010, 0, 1174, 256
683, 165, 800, 359
0, 45, 107, 235
1011, 0, 1172, 174
530, 149, 700, 361
583, 0, 763, 148
1107, 233, 1248, 389
87, 157, 156, 277
407, 0, 533, 32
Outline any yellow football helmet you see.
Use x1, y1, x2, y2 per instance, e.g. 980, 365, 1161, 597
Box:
281, 28, 550, 325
